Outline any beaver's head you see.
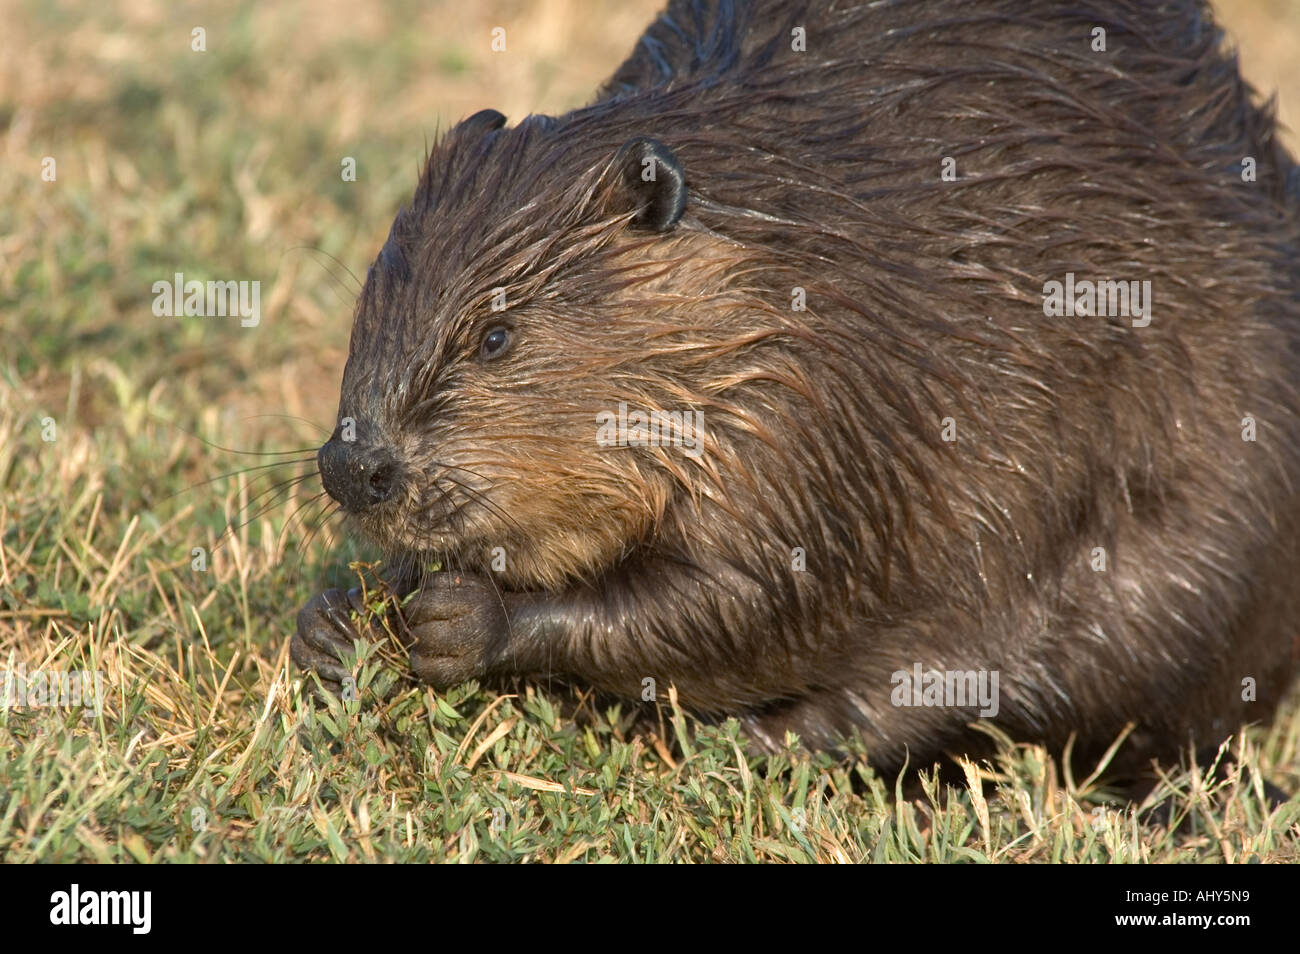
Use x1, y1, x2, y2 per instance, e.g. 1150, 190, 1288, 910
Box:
317, 107, 761, 590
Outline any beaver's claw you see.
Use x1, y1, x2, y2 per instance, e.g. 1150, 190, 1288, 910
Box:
291, 587, 368, 697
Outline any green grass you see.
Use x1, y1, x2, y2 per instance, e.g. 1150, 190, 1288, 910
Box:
1, 0, 1299, 863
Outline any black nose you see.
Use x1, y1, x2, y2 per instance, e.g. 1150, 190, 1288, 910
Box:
317, 439, 398, 513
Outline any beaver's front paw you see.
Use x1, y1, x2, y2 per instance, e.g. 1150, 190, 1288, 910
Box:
399, 572, 509, 689
291, 587, 368, 696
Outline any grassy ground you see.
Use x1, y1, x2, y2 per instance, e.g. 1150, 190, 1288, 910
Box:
2, 0, 1299, 863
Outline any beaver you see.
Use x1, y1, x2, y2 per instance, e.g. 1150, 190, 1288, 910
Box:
290, 0, 1300, 775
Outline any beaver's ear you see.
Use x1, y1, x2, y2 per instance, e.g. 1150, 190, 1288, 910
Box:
611, 137, 687, 232
459, 108, 507, 137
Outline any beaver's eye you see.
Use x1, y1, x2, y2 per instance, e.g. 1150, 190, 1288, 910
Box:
479, 326, 512, 361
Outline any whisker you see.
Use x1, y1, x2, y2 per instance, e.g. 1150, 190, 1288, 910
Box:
298, 502, 342, 578
288, 496, 338, 586
278, 488, 329, 555
239, 414, 331, 437
437, 469, 527, 537
282, 245, 364, 311
161, 457, 316, 503
212, 472, 315, 555
150, 413, 319, 457
284, 244, 364, 293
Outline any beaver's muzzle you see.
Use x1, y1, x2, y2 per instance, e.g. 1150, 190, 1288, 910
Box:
317, 437, 399, 513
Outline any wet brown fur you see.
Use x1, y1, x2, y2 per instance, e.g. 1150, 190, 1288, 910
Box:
325, 0, 1300, 772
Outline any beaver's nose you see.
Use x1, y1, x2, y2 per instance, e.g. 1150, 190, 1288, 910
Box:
317, 439, 398, 513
